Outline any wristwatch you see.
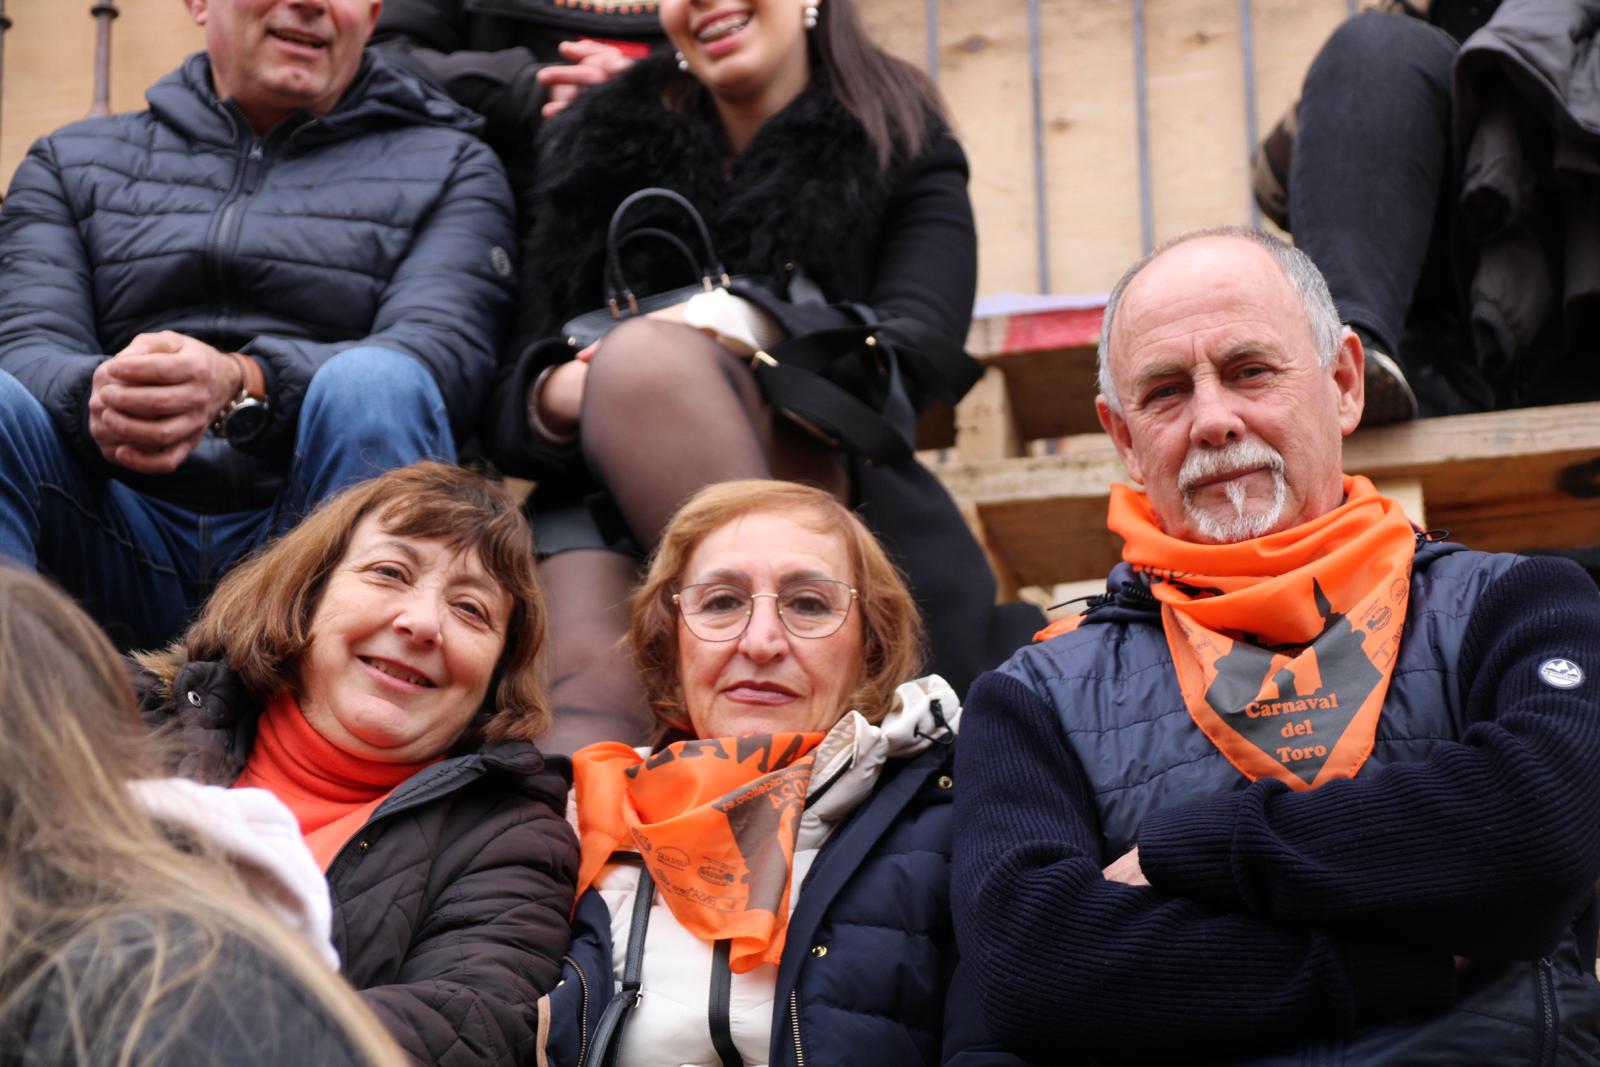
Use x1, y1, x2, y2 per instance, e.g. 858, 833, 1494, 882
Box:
211, 354, 269, 443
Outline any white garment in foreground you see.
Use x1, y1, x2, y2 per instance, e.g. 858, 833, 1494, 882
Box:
130, 777, 341, 971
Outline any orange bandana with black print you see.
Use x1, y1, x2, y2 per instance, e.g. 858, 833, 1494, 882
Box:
571, 733, 823, 973
1092, 475, 1415, 790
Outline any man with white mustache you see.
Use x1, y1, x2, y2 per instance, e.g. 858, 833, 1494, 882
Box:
951, 227, 1600, 1063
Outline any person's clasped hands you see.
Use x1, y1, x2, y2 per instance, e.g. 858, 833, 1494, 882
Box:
88, 330, 247, 474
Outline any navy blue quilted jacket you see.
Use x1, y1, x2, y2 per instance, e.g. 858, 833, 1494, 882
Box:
0, 51, 516, 513
955, 539, 1600, 1064
547, 743, 1022, 1066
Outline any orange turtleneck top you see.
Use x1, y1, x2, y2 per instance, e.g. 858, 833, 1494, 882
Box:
232, 694, 440, 870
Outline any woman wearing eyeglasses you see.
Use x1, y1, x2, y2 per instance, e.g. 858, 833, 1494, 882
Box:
543, 479, 1019, 1066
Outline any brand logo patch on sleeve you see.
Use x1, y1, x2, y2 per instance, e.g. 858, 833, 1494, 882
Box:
1538, 658, 1584, 689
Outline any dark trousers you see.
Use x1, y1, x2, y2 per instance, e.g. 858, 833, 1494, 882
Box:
1291, 13, 1487, 412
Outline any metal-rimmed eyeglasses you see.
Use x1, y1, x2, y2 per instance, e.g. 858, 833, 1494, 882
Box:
672, 579, 858, 641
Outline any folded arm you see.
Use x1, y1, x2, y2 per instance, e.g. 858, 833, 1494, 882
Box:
1136, 555, 1600, 960
951, 670, 1456, 1061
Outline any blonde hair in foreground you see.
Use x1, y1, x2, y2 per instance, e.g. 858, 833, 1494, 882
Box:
629, 480, 927, 734
0, 566, 403, 1066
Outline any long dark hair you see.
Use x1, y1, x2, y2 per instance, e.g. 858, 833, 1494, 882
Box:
815, 0, 947, 169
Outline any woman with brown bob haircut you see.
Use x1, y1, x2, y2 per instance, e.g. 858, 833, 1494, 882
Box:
0, 566, 405, 1066
545, 479, 1022, 1065
136, 462, 578, 1067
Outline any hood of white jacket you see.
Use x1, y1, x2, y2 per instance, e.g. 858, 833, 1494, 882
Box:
130, 778, 340, 972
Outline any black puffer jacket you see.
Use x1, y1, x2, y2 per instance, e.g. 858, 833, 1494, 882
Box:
0, 50, 517, 514
137, 658, 579, 1067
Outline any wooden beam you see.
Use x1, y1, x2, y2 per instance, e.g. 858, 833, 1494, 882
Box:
933, 402, 1600, 588
955, 366, 1023, 461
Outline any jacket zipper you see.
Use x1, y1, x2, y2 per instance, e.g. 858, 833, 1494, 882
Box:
210, 140, 265, 327
1535, 955, 1558, 1067
563, 953, 592, 1067
788, 990, 806, 1067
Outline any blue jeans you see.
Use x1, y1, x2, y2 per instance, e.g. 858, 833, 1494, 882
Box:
0, 347, 453, 650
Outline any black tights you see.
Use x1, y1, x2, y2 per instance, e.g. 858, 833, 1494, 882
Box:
536, 318, 846, 754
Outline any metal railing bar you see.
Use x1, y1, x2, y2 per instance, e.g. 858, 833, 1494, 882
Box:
1133, 0, 1153, 253
1240, 0, 1262, 227
1028, 0, 1050, 292
925, 0, 939, 84
0, 0, 11, 157
88, 2, 119, 119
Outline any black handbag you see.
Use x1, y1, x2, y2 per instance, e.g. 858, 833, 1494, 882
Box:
559, 187, 735, 349
561, 187, 984, 465
744, 308, 982, 465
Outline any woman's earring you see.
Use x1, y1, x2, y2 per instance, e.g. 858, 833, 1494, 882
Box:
803, 3, 819, 29
675, 50, 689, 71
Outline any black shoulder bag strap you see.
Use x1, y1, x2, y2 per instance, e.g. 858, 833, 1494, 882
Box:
707, 939, 743, 1067
747, 312, 981, 465
586, 860, 655, 1067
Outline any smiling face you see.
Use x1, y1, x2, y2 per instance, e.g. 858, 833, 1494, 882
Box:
185, 0, 382, 135
660, 0, 813, 113
297, 515, 511, 763
1096, 236, 1365, 543
675, 509, 865, 739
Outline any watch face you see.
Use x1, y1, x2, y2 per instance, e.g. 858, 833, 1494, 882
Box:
224, 398, 270, 443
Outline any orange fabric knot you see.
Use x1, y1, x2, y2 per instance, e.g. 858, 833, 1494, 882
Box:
571, 732, 826, 973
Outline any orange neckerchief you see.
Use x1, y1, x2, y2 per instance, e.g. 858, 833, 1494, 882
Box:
232, 694, 438, 869
571, 733, 824, 973
1099, 475, 1416, 791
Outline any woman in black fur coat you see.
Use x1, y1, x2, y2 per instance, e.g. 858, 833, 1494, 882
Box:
480, 0, 1042, 752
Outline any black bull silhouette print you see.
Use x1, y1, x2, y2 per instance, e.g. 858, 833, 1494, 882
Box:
1200, 578, 1384, 785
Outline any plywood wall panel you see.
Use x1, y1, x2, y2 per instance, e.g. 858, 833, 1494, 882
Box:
1144, 0, 1252, 242
1039, 0, 1141, 294
936, 0, 1039, 297
2, 0, 201, 185
860, 0, 930, 75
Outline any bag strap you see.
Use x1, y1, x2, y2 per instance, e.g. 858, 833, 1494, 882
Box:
587, 860, 655, 1067
707, 939, 743, 1067
749, 318, 981, 463
603, 188, 729, 314
617, 227, 702, 281
756, 356, 915, 464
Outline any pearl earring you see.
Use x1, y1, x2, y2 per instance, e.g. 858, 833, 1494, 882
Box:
803, 3, 818, 29
675, 51, 689, 71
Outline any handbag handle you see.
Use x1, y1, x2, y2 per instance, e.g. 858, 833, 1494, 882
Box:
603, 187, 730, 319
585, 860, 655, 1067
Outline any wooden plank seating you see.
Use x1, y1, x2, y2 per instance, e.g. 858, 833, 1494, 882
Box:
917, 305, 1103, 458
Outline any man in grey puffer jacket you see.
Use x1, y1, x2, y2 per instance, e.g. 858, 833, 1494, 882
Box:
0, 0, 516, 650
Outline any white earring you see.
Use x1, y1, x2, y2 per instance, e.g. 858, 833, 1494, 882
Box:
803, 3, 818, 29
675, 50, 689, 71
